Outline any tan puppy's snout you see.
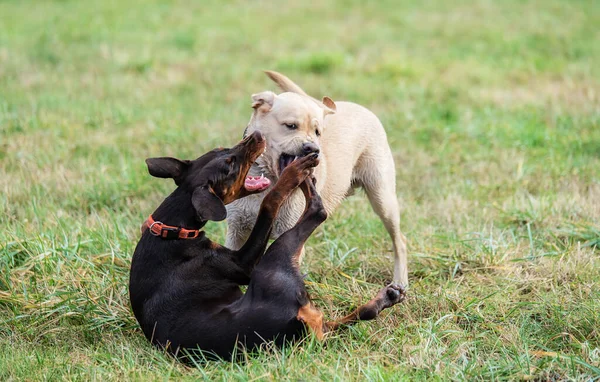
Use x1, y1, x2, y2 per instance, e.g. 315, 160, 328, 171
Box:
302, 142, 320, 156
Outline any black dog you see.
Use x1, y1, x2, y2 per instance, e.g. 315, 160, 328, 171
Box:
129, 131, 406, 361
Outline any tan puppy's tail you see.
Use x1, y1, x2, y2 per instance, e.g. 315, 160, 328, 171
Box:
264, 70, 310, 97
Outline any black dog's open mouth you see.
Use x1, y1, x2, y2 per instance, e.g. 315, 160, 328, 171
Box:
278, 153, 298, 175
244, 174, 270, 192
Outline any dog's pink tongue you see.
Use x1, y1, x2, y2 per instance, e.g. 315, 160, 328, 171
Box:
244, 175, 271, 191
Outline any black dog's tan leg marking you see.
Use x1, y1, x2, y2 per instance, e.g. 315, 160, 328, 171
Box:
298, 284, 406, 339
324, 284, 406, 333
296, 303, 325, 340
236, 154, 319, 269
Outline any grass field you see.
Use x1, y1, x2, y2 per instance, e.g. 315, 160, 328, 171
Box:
1, 0, 600, 380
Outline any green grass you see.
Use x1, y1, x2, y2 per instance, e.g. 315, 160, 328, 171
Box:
1, 0, 599, 380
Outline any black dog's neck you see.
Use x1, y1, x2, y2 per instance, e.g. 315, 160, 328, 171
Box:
151, 189, 207, 231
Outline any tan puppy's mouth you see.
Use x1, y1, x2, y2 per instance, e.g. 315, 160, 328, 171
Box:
278, 153, 299, 175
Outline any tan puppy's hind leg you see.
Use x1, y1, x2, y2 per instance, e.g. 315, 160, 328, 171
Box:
359, 153, 409, 287
366, 188, 408, 287
296, 246, 306, 265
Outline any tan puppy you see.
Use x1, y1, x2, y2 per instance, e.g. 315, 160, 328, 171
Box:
225, 71, 409, 286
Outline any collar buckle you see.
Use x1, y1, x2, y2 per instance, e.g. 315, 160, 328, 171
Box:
160, 226, 182, 240
148, 221, 162, 236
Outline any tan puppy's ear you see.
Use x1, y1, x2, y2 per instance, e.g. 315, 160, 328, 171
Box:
322, 96, 337, 111
251, 91, 276, 112
322, 96, 337, 116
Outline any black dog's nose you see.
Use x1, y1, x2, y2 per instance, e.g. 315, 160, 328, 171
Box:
247, 130, 264, 143
302, 142, 320, 155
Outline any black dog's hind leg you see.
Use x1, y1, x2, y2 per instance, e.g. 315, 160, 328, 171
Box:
323, 283, 406, 332
248, 177, 407, 339
241, 177, 328, 338
251, 176, 326, 271
234, 154, 319, 274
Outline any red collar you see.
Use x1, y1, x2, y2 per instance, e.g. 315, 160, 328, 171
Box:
141, 215, 203, 240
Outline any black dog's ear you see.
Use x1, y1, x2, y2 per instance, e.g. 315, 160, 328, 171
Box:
191, 187, 227, 222
146, 157, 191, 180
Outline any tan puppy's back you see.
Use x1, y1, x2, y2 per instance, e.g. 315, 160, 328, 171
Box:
317, 101, 393, 213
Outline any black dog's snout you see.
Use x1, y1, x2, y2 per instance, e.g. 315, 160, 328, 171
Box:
247, 130, 264, 143
302, 142, 320, 155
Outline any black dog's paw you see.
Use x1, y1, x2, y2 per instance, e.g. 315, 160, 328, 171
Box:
298, 153, 319, 173
381, 283, 407, 307
279, 154, 320, 189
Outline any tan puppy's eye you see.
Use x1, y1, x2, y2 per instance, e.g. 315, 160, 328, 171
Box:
315, 129, 321, 137
284, 123, 297, 130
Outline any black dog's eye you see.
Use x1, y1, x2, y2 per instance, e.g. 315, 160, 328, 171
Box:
284, 123, 297, 130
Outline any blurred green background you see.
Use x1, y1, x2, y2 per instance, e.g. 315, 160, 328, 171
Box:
1, 0, 599, 380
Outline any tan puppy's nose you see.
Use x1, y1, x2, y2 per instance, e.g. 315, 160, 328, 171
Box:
302, 142, 320, 155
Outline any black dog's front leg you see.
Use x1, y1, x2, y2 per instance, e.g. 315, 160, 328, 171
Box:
233, 202, 277, 272
234, 154, 319, 272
